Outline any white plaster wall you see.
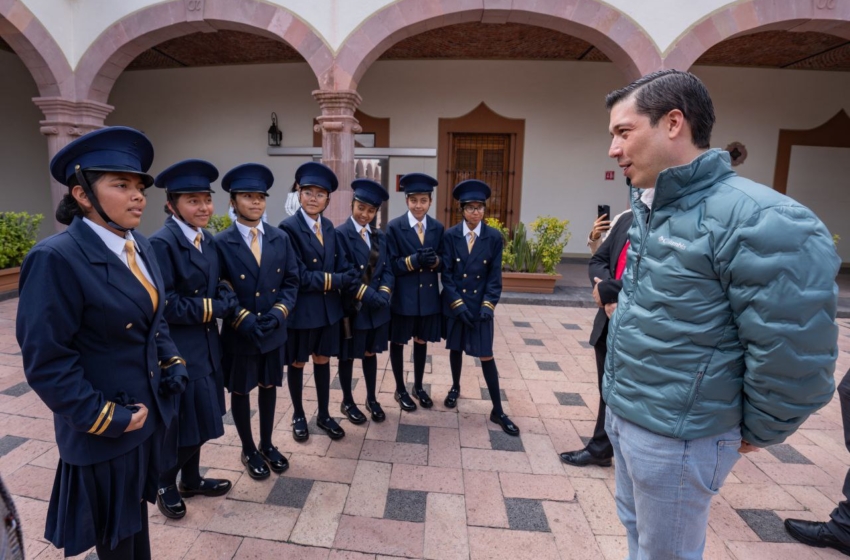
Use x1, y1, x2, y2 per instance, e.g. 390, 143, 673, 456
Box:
786, 146, 850, 262
97, 59, 850, 259
107, 62, 319, 237
19, 0, 741, 70
0, 51, 55, 240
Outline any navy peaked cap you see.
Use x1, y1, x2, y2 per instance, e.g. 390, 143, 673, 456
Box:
295, 162, 338, 193
154, 159, 218, 193
351, 179, 389, 207
453, 179, 491, 202
50, 126, 154, 187
222, 163, 274, 194
399, 173, 437, 194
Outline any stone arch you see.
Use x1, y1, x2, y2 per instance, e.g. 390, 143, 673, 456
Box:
0, 1, 72, 97
332, 0, 662, 90
74, 0, 335, 103
663, 0, 850, 70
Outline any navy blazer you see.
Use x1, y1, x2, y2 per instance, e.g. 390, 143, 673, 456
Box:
386, 214, 444, 316
215, 223, 299, 355
16, 217, 183, 466
150, 218, 225, 381
440, 222, 503, 317
279, 212, 351, 330
335, 219, 394, 330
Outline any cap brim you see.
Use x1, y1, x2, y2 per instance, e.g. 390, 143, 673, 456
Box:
84, 166, 155, 188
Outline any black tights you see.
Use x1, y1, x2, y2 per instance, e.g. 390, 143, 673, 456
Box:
390, 341, 428, 393
95, 501, 150, 560
339, 355, 379, 404
450, 350, 504, 415
231, 385, 278, 455
158, 444, 202, 490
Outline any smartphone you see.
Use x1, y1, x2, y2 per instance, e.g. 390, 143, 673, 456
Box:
598, 204, 610, 219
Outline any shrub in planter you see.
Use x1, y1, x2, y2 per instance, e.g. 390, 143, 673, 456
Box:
487, 216, 571, 275
206, 214, 232, 234
529, 216, 571, 275
0, 212, 44, 269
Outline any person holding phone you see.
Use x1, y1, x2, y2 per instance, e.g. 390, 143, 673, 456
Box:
16, 127, 189, 559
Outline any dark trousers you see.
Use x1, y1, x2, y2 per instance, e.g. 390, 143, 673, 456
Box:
586, 323, 613, 459
827, 369, 850, 542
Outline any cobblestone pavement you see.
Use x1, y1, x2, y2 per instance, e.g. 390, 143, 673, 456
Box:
2, 297, 850, 559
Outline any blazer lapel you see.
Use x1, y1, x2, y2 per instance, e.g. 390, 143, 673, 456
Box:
165, 218, 209, 278
423, 216, 439, 249
346, 224, 370, 265
226, 226, 260, 279
298, 211, 325, 262
453, 228, 469, 269
321, 219, 335, 265
403, 218, 422, 248
468, 223, 487, 261
136, 236, 165, 321
258, 229, 276, 278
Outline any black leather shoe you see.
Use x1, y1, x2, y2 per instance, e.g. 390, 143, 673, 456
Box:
411, 387, 433, 409
316, 416, 346, 440
241, 450, 271, 480
489, 411, 520, 436
156, 485, 186, 519
785, 519, 850, 555
365, 400, 386, 422
292, 416, 309, 442
444, 387, 460, 409
559, 448, 613, 468
259, 445, 289, 473
395, 390, 417, 412
340, 402, 367, 425
179, 477, 232, 497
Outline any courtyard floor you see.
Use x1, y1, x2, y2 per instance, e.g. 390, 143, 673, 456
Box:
1, 296, 850, 560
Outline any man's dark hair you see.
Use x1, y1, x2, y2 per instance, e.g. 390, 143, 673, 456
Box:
605, 70, 715, 149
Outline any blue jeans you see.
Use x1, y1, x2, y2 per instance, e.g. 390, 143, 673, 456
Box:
605, 408, 741, 559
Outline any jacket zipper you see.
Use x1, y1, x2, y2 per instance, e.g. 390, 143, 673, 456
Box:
603, 196, 653, 401
674, 369, 705, 437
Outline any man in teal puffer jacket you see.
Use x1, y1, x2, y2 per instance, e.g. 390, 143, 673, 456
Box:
603, 70, 840, 560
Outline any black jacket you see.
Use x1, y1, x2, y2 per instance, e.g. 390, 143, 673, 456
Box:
588, 211, 633, 346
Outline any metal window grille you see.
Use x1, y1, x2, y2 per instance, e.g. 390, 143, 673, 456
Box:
447, 133, 513, 227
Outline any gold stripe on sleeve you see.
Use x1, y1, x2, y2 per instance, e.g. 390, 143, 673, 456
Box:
450, 299, 465, 310
379, 286, 391, 295
232, 309, 249, 329
273, 303, 289, 318
482, 301, 496, 311
88, 401, 112, 434
93, 402, 116, 436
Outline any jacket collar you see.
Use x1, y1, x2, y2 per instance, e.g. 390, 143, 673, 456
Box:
634, 149, 735, 211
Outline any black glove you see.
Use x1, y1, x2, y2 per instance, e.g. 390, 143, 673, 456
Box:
257, 313, 279, 334
232, 308, 258, 338
213, 291, 239, 319
343, 268, 361, 287
249, 323, 266, 348
479, 307, 494, 322
457, 308, 475, 329
363, 287, 387, 309
423, 252, 438, 267
378, 290, 391, 307
158, 363, 188, 397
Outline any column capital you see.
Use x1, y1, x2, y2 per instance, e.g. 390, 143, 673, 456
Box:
33, 97, 114, 137
311, 89, 362, 112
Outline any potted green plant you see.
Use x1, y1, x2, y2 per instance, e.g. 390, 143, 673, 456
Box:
486, 216, 570, 294
206, 213, 232, 234
0, 212, 44, 295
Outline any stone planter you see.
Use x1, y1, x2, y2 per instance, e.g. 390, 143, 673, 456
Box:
0, 267, 20, 298
502, 272, 561, 294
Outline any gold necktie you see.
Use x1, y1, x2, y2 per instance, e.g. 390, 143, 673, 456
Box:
193, 232, 202, 250
125, 241, 158, 311
314, 222, 324, 246
417, 222, 425, 245
360, 227, 368, 244
250, 228, 261, 265
468, 231, 476, 253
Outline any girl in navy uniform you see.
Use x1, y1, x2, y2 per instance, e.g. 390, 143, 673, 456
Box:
215, 164, 300, 480
335, 179, 394, 423
149, 160, 236, 519
280, 162, 358, 441
441, 180, 519, 436
385, 173, 444, 412
16, 127, 189, 559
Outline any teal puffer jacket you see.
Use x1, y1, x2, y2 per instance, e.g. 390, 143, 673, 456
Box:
603, 149, 839, 446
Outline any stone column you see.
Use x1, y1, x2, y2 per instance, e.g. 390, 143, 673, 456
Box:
312, 89, 361, 225
33, 97, 114, 232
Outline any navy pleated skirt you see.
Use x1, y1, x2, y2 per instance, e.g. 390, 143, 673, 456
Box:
340, 321, 390, 360
223, 348, 285, 393
287, 322, 341, 363
444, 316, 495, 357
45, 423, 166, 556
389, 313, 442, 344
175, 373, 225, 447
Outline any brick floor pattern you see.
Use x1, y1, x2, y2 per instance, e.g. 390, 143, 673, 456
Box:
2, 298, 850, 559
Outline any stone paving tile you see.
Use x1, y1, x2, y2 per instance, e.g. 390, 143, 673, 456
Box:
543, 501, 606, 560
725, 541, 825, 559
182, 532, 243, 560
555, 391, 587, 406
345, 460, 392, 518
480, 386, 508, 401
708, 495, 761, 542
467, 526, 559, 559
383, 488, 427, 522
458, 412, 492, 449
333, 515, 424, 557
523, 338, 544, 347
489, 429, 525, 452
428, 426, 461, 468
0, 381, 31, 397
423, 493, 469, 560
505, 498, 551, 532
291, 481, 350, 547
389, 463, 464, 494
595, 535, 629, 560
767, 443, 815, 465
396, 424, 429, 445
463, 469, 509, 528
360, 439, 429, 466
737, 509, 797, 543
462, 447, 533, 473
328, 552, 375, 560
536, 361, 562, 372
572, 477, 626, 536
266, 476, 315, 508
500, 472, 575, 501
204, 499, 298, 540
720, 482, 803, 510
284, 455, 358, 484
0, 434, 27, 456
233, 538, 331, 559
